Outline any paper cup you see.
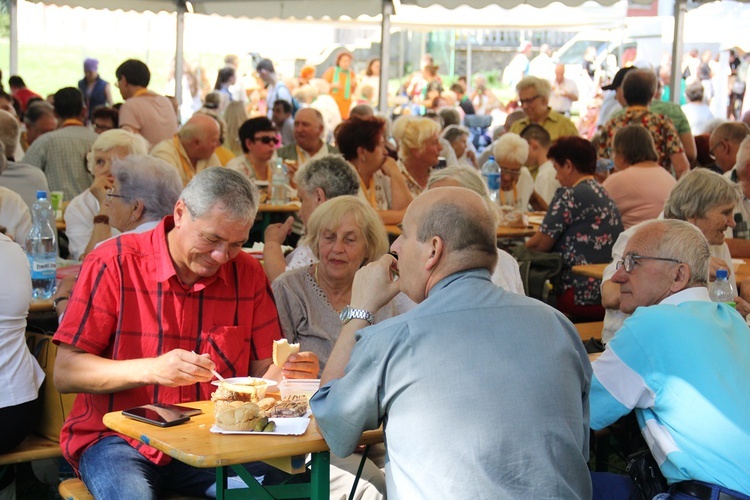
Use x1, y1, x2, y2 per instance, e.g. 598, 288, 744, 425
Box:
50, 191, 64, 221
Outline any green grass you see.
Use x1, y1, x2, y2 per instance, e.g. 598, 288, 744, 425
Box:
0, 38, 226, 99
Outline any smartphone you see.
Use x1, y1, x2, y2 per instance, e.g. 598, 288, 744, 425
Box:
151, 403, 203, 417
122, 404, 190, 427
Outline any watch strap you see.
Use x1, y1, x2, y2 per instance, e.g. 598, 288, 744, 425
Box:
341, 306, 374, 325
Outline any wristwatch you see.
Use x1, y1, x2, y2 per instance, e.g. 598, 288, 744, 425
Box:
340, 305, 374, 325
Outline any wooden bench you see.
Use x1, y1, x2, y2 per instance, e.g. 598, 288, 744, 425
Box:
575, 321, 603, 342
0, 433, 62, 466
58, 478, 94, 500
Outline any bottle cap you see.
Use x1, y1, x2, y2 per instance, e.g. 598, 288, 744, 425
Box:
716, 268, 729, 279
36, 190, 47, 199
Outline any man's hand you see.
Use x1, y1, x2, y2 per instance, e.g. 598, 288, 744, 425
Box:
148, 349, 216, 387
709, 256, 731, 281
282, 351, 320, 379
264, 216, 294, 245
90, 175, 115, 205
350, 254, 401, 314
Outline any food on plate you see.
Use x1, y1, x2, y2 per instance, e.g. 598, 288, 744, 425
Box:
273, 339, 300, 368
211, 379, 268, 404
214, 401, 269, 431
269, 395, 309, 418
257, 397, 277, 412
263, 421, 277, 432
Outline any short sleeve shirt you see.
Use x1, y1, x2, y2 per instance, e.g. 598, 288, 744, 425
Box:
598, 107, 684, 171
540, 179, 623, 305
53, 216, 283, 471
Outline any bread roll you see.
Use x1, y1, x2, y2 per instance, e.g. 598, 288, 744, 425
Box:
273, 339, 300, 367
211, 379, 268, 404
214, 401, 268, 431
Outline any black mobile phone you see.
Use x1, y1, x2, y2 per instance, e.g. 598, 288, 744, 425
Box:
122, 404, 191, 427
151, 403, 203, 417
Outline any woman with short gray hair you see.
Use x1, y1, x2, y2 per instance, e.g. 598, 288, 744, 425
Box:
106, 155, 183, 236
441, 125, 476, 169
263, 155, 360, 282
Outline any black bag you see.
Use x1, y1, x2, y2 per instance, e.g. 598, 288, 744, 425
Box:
625, 449, 668, 500
508, 245, 563, 303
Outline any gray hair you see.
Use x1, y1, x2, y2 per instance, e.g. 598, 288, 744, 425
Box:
516, 76, 551, 100
87, 129, 150, 174
180, 166, 259, 221
427, 166, 499, 226
663, 168, 739, 220
441, 125, 469, 145
23, 101, 54, 127
736, 135, 750, 179
295, 154, 359, 199
493, 132, 529, 165
416, 197, 498, 269
439, 108, 461, 128
635, 219, 710, 287
111, 155, 183, 222
710, 121, 750, 147
0, 109, 19, 159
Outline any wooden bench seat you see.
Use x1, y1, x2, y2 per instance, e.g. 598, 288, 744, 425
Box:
0, 433, 62, 466
575, 321, 603, 341
58, 478, 94, 500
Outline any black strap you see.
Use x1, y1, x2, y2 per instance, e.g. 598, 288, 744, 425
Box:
348, 444, 371, 500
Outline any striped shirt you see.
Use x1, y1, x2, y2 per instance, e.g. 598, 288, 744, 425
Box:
54, 216, 282, 471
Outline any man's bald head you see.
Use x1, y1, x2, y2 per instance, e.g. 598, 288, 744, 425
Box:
413, 187, 498, 272
178, 113, 221, 162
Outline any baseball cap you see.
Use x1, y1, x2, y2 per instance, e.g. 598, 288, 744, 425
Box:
601, 66, 636, 91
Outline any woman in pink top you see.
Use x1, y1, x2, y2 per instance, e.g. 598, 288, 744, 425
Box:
602, 125, 677, 229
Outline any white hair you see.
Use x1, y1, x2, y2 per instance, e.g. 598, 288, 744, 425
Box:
86, 129, 150, 174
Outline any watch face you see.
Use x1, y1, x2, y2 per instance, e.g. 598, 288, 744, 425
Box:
340, 306, 351, 323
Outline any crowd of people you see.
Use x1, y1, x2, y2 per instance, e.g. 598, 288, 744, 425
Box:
1, 46, 750, 500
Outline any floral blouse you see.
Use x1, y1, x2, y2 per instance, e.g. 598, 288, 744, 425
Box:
540, 179, 623, 305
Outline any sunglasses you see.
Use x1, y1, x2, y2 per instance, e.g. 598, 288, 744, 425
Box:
254, 136, 280, 145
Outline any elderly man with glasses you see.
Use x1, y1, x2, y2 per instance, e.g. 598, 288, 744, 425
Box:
508, 76, 580, 141
589, 218, 750, 500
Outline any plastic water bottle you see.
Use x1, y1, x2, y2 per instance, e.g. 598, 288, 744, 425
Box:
481, 155, 501, 203
26, 190, 57, 299
709, 269, 735, 305
269, 158, 289, 206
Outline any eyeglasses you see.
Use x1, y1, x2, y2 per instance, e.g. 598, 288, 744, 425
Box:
106, 189, 126, 202
254, 136, 280, 145
708, 140, 724, 161
615, 252, 682, 273
518, 95, 540, 106
500, 168, 521, 177
93, 122, 114, 133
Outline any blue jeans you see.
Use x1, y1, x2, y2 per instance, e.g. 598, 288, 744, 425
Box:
79, 435, 290, 499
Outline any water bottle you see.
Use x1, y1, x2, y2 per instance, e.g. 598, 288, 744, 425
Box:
270, 158, 289, 206
709, 269, 735, 305
481, 155, 501, 203
26, 190, 57, 299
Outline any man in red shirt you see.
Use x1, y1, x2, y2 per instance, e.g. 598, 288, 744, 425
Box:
8, 75, 41, 114
53, 167, 319, 498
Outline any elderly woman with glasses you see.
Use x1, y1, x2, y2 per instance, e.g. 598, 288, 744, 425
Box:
601, 168, 745, 342
65, 129, 149, 260
226, 117, 281, 185
526, 136, 623, 322
493, 132, 547, 213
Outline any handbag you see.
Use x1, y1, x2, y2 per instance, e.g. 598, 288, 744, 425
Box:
625, 449, 668, 500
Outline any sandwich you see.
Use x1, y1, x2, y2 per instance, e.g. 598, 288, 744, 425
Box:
273, 339, 300, 368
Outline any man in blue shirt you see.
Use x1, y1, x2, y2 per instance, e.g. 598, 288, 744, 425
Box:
311, 187, 592, 499
590, 219, 750, 499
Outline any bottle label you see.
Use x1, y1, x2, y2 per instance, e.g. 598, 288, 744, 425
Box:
28, 254, 56, 280
485, 172, 501, 190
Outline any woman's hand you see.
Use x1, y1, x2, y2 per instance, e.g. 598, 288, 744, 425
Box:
90, 175, 114, 205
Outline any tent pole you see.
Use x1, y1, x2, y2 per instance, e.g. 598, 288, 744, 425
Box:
669, 0, 686, 105
9, 0, 18, 75
466, 33, 472, 94
378, 0, 392, 116
175, 1, 186, 113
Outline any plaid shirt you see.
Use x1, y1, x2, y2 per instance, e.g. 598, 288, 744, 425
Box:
54, 216, 282, 470
22, 125, 96, 200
